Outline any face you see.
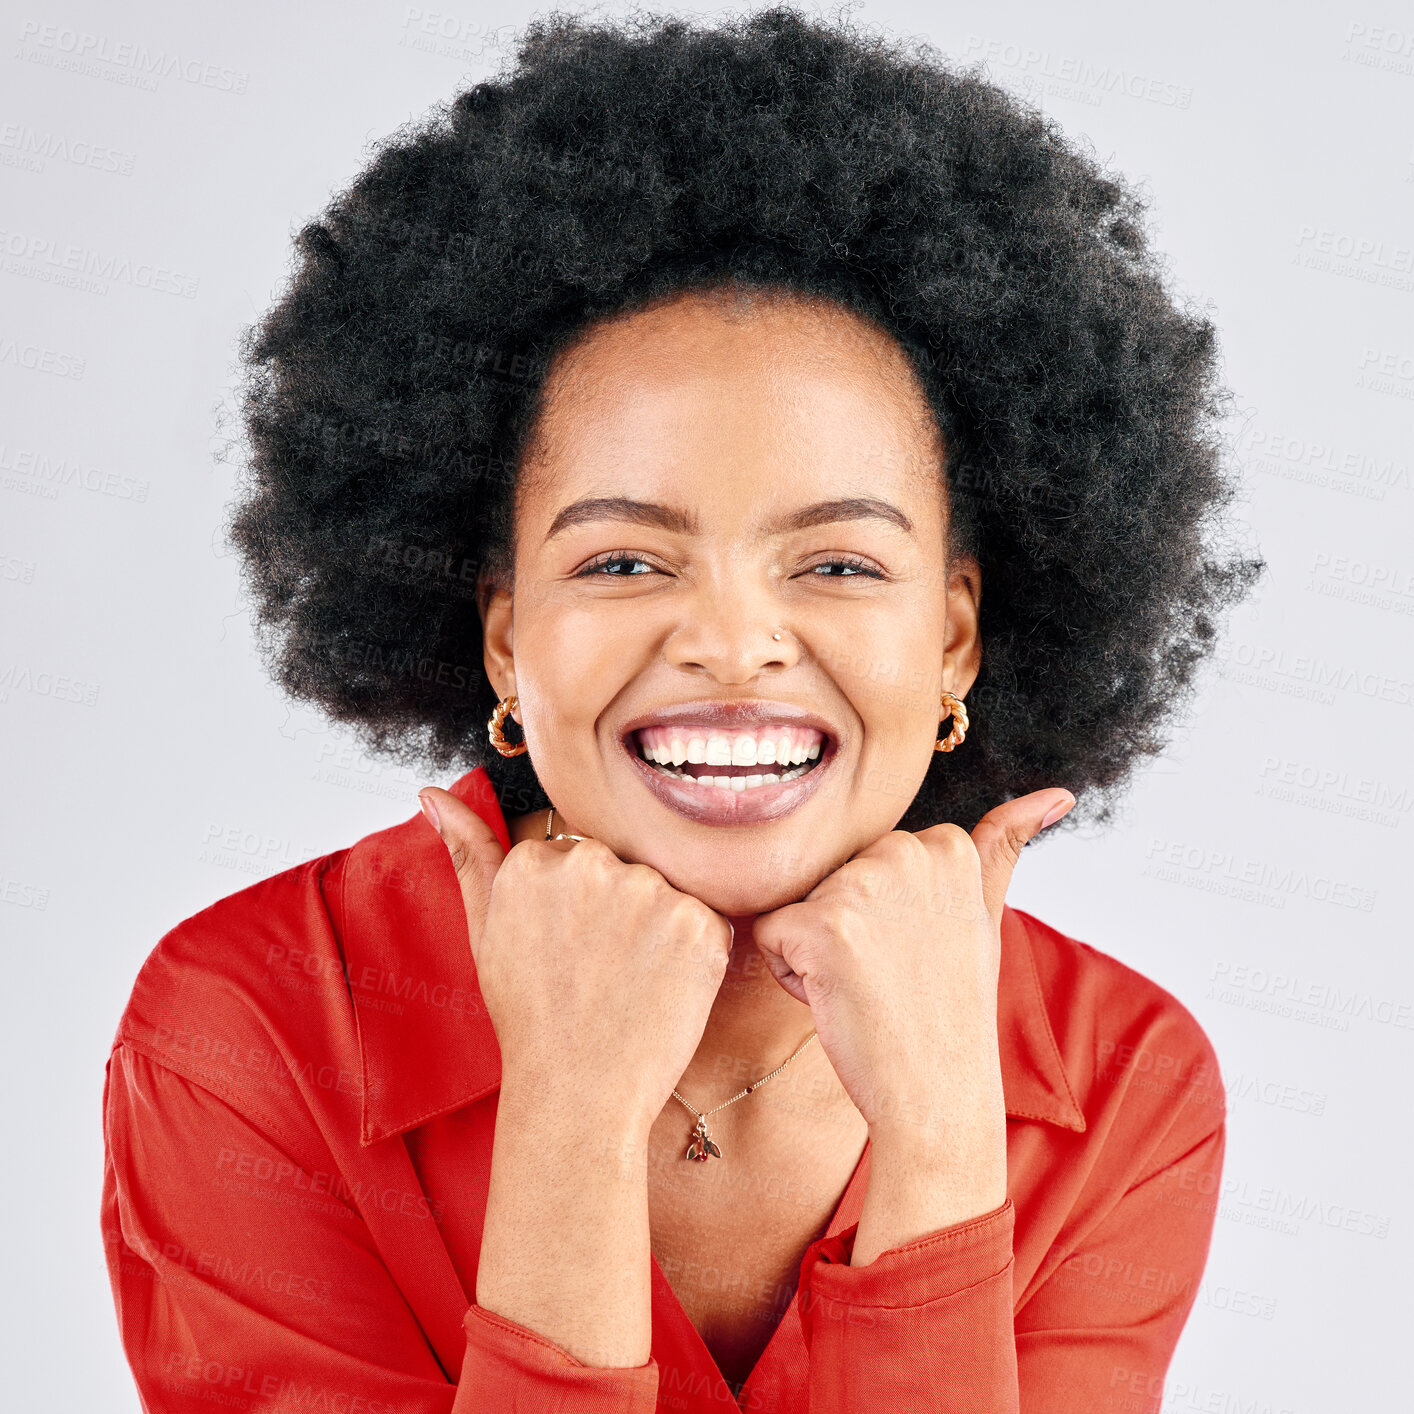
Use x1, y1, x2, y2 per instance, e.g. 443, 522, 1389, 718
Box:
480, 287, 981, 916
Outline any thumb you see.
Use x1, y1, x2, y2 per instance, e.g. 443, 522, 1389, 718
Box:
417, 786, 507, 959
969, 789, 1075, 927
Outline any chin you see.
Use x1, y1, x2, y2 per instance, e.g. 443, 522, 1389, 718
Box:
634, 849, 820, 919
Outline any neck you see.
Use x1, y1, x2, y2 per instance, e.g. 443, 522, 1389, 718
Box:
680, 911, 818, 1098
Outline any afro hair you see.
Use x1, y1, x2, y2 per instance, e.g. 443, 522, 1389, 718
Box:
230, 4, 1265, 834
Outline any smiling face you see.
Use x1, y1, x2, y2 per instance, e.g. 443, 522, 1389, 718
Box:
480, 286, 981, 915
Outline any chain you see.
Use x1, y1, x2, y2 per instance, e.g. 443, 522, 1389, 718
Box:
671, 1031, 819, 1121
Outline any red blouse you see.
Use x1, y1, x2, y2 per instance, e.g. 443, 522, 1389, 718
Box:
102, 766, 1226, 1412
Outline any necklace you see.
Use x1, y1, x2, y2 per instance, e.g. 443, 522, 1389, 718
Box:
543, 805, 585, 842
671, 1031, 819, 1162
542, 805, 819, 1164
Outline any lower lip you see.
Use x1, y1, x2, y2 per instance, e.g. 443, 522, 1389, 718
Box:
625, 743, 835, 826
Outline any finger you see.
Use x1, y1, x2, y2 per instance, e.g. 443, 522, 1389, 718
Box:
756, 947, 810, 1007
750, 907, 818, 1008
417, 787, 507, 954
969, 789, 1075, 926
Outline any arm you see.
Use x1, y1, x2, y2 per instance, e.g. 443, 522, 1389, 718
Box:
102, 1043, 660, 1413
468, 1077, 658, 1373
794, 1119, 1226, 1413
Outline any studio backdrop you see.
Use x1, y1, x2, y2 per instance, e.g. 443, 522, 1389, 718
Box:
2, 2, 1409, 1410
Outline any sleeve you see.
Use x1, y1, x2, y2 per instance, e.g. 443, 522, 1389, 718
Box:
102, 1043, 660, 1413
793, 1120, 1225, 1414
1012, 1119, 1226, 1414
795, 1198, 1020, 1412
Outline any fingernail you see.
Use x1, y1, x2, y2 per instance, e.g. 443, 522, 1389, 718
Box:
417, 792, 440, 833
1041, 796, 1075, 829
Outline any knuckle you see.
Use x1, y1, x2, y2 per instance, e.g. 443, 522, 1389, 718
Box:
622, 860, 665, 897
976, 819, 1021, 864
887, 828, 928, 855
567, 838, 617, 876
931, 825, 979, 868
667, 889, 700, 919
857, 867, 889, 899
931, 823, 973, 853
675, 899, 730, 963
500, 840, 542, 878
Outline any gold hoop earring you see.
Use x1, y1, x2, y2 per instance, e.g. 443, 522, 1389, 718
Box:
935, 689, 970, 753
487, 694, 529, 757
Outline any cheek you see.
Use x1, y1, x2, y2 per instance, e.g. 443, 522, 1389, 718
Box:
520, 607, 642, 738
831, 647, 947, 811
830, 635, 944, 743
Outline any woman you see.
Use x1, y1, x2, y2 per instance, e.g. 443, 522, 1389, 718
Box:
102, 8, 1262, 1411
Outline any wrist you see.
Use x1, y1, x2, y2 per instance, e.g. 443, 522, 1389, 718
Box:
865, 1084, 1004, 1159
854, 1117, 1006, 1265
497, 1070, 657, 1154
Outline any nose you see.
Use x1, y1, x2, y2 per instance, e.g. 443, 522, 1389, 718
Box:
662, 580, 800, 683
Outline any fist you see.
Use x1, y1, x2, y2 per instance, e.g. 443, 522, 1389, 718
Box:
417, 788, 735, 1135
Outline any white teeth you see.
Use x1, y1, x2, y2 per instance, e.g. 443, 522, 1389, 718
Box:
635, 725, 827, 792
637, 727, 826, 771
641, 761, 811, 788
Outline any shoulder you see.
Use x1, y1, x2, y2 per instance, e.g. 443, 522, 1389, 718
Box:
1014, 906, 1226, 1176
109, 848, 359, 1145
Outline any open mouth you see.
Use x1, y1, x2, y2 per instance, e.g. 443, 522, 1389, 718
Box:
629, 724, 827, 791
617, 704, 840, 826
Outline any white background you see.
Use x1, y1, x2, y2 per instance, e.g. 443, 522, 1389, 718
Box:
2, 1, 1410, 1408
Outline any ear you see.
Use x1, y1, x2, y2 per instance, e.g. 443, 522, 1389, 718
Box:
478, 570, 517, 707
940, 550, 982, 701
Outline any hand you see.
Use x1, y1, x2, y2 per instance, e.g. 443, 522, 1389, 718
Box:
417, 787, 734, 1138
752, 789, 1075, 1159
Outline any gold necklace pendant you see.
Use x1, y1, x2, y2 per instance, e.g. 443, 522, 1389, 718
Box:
685, 1115, 722, 1162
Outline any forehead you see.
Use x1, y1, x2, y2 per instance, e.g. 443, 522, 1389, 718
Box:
515, 290, 946, 517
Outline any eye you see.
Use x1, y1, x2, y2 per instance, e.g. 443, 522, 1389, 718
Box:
804, 555, 886, 579
575, 552, 664, 578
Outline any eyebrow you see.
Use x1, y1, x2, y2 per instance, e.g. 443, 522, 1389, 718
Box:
544, 495, 914, 541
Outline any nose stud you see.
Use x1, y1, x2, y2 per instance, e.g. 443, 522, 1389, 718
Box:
772, 632, 782, 641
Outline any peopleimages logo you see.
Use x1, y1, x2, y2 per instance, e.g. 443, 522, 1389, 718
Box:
0, 333, 84, 379
0, 122, 137, 176
0, 227, 198, 298
0, 443, 150, 500
15, 20, 250, 94
1143, 837, 1377, 912
960, 35, 1193, 107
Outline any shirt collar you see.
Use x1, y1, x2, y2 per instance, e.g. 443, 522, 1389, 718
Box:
339, 767, 1087, 1147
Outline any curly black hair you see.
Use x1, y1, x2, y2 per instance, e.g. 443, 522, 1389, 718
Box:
230, 4, 1264, 835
